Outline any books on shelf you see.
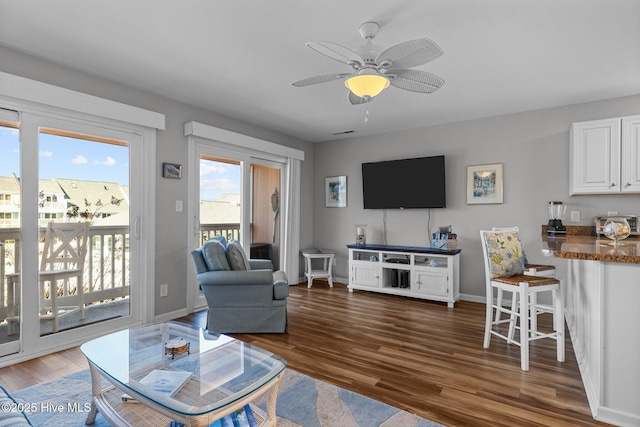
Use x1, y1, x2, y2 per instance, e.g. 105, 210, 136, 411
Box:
138, 369, 193, 398
209, 405, 258, 427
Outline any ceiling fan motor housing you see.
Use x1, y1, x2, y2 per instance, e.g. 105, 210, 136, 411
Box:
359, 22, 379, 40
357, 22, 382, 64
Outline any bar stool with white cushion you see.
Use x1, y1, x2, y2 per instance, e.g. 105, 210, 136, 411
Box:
480, 229, 564, 371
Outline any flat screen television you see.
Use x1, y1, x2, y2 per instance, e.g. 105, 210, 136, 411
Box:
362, 155, 446, 209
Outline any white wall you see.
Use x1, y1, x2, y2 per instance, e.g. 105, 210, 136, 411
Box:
313, 95, 640, 299
0, 46, 315, 316
3, 44, 638, 304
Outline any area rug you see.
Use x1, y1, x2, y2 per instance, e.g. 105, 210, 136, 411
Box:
12, 368, 443, 427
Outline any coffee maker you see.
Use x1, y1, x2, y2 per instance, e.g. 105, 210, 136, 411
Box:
547, 201, 567, 235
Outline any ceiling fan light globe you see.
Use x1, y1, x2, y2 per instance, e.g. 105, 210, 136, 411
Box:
344, 74, 390, 98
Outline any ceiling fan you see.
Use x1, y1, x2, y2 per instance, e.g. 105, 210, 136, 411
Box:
292, 22, 445, 105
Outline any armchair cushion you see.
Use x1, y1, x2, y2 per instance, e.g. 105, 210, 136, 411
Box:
226, 240, 250, 270
202, 236, 230, 271
272, 270, 289, 300
248, 259, 272, 270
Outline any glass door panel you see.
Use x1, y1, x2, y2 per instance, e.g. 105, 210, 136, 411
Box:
37, 128, 130, 336
198, 156, 242, 244
250, 163, 282, 269
0, 121, 21, 355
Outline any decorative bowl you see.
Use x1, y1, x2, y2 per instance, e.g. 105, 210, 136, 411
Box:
602, 217, 631, 246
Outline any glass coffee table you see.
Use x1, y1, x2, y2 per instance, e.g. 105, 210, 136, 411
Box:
81, 321, 286, 426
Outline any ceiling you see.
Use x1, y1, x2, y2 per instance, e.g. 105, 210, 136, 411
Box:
1, 1, 639, 143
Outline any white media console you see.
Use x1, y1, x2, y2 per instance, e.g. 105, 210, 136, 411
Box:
347, 244, 461, 307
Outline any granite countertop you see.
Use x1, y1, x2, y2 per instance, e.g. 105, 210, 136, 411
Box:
541, 226, 640, 264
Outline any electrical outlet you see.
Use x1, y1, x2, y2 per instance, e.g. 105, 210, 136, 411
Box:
608, 211, 618, 216
570, 211, 580, 222
160, 284, 168, 297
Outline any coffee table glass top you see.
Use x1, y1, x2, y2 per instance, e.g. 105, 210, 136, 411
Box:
80, 321, 286, 416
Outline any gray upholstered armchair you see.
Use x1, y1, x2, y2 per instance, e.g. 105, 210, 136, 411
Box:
191, 236, 289, 333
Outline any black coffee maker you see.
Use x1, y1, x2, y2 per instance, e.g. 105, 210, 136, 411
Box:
547, 201, 567, 235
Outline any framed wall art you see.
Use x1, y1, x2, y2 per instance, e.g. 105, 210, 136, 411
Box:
162, 162, 182, 179
325, 176, 347, 208
467, 163, 504, 204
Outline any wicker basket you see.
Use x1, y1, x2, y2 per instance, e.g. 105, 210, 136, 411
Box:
431, 239, 458, 250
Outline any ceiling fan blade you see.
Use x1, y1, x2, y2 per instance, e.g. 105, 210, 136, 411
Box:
376, 38, 444, 70
292, 73, 352, 87
389, 69, 444, 93
307, 42, 364, 67
348, 91, 374, 105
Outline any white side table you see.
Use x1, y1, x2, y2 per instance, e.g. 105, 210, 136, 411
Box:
301, 249, 335, 288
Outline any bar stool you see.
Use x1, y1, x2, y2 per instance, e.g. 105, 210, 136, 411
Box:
480, 229, 564, 371
491, 227, 557, 335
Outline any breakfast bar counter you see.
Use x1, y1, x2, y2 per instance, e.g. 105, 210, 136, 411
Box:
540, 227, 639, 426
541, 231, 640, 264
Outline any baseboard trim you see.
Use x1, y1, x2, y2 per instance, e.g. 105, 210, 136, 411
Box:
154, 308, 189, 323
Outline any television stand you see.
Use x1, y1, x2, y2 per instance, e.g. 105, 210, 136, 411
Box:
347, 244, 461, 307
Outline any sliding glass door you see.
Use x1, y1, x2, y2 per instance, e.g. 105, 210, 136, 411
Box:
0, 119, 20, 356
36, 127, 131, 336
250, 161, 283, 269
0, 111, 143, 359
187, 142, 286, 312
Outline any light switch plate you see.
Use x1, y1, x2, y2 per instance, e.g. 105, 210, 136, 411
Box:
175, 200, 183, 212
160, 284, 168, 297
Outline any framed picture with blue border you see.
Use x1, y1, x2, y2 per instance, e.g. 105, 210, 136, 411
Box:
467, 163, 503, 204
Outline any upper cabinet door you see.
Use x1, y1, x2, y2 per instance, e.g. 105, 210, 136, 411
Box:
570, 118, 621, 195
621, 115, 640, 193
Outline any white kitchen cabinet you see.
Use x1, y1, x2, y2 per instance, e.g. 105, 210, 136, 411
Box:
621, 115, 640, 192
570, 114, 640, 195
347, 244, 460, 307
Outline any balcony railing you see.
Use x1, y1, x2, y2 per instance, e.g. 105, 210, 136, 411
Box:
198, 223, 240, 246
0, 222, 240, 325
0, 225, 130, 323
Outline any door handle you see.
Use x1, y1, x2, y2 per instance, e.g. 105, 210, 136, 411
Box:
134, 216, 140, 239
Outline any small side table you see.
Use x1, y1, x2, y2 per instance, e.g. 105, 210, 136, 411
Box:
301, 249, 335, 288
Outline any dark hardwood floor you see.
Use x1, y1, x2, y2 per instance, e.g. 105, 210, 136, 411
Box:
0, 281, 609, 427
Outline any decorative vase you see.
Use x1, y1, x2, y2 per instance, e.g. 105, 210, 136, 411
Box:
355, 224, 367, 246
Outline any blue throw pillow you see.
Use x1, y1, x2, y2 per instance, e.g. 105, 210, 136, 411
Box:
202, 236, 231, 271
226, 240, 251, 271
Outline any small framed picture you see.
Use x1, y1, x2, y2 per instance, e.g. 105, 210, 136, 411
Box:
325, 176, 347, 208
467, 163, 504, 204
162, 163, 182, 179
